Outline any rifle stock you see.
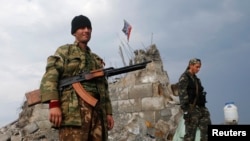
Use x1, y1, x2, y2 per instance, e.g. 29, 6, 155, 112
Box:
26, 61, 152, 106
25, 89, 41, 106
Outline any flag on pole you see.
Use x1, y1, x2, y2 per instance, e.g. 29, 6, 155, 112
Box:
122, 20, 132, 41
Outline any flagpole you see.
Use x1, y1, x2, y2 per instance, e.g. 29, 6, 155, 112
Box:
151, 32, 153, 45
119, 46, 126, 67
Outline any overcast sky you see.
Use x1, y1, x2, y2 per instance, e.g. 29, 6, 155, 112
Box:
0, 0, 249, 127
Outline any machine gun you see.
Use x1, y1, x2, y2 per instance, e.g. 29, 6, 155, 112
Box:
26, 61, 151, 106
59, 60, 152, 88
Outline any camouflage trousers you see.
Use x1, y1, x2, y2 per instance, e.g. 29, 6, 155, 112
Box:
184, 106, 211, 141
59, 100, 106, 141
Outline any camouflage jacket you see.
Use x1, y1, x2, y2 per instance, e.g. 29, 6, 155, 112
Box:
40, 42, 112, 126
178, 70, 205, 112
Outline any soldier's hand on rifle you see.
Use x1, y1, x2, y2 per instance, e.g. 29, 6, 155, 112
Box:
49, 100, 62, 127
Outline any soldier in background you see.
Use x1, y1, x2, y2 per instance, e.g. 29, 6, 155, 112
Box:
178, 58, 211, 141
40, 15, 114, 141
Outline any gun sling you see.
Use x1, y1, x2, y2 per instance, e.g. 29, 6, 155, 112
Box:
72, 82, 98, 107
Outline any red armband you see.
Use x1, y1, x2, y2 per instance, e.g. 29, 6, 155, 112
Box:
49, 101, 60, 109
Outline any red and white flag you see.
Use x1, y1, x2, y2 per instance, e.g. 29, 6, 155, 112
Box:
122, 20, 132, 41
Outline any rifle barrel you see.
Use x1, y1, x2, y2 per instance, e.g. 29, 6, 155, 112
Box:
106, 60, 151, 77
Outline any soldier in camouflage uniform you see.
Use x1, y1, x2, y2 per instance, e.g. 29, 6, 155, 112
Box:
40, 15, 114, 141
178, 58, 211, 141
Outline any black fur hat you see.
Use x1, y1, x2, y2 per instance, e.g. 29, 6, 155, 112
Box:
71, 15, 92, 35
